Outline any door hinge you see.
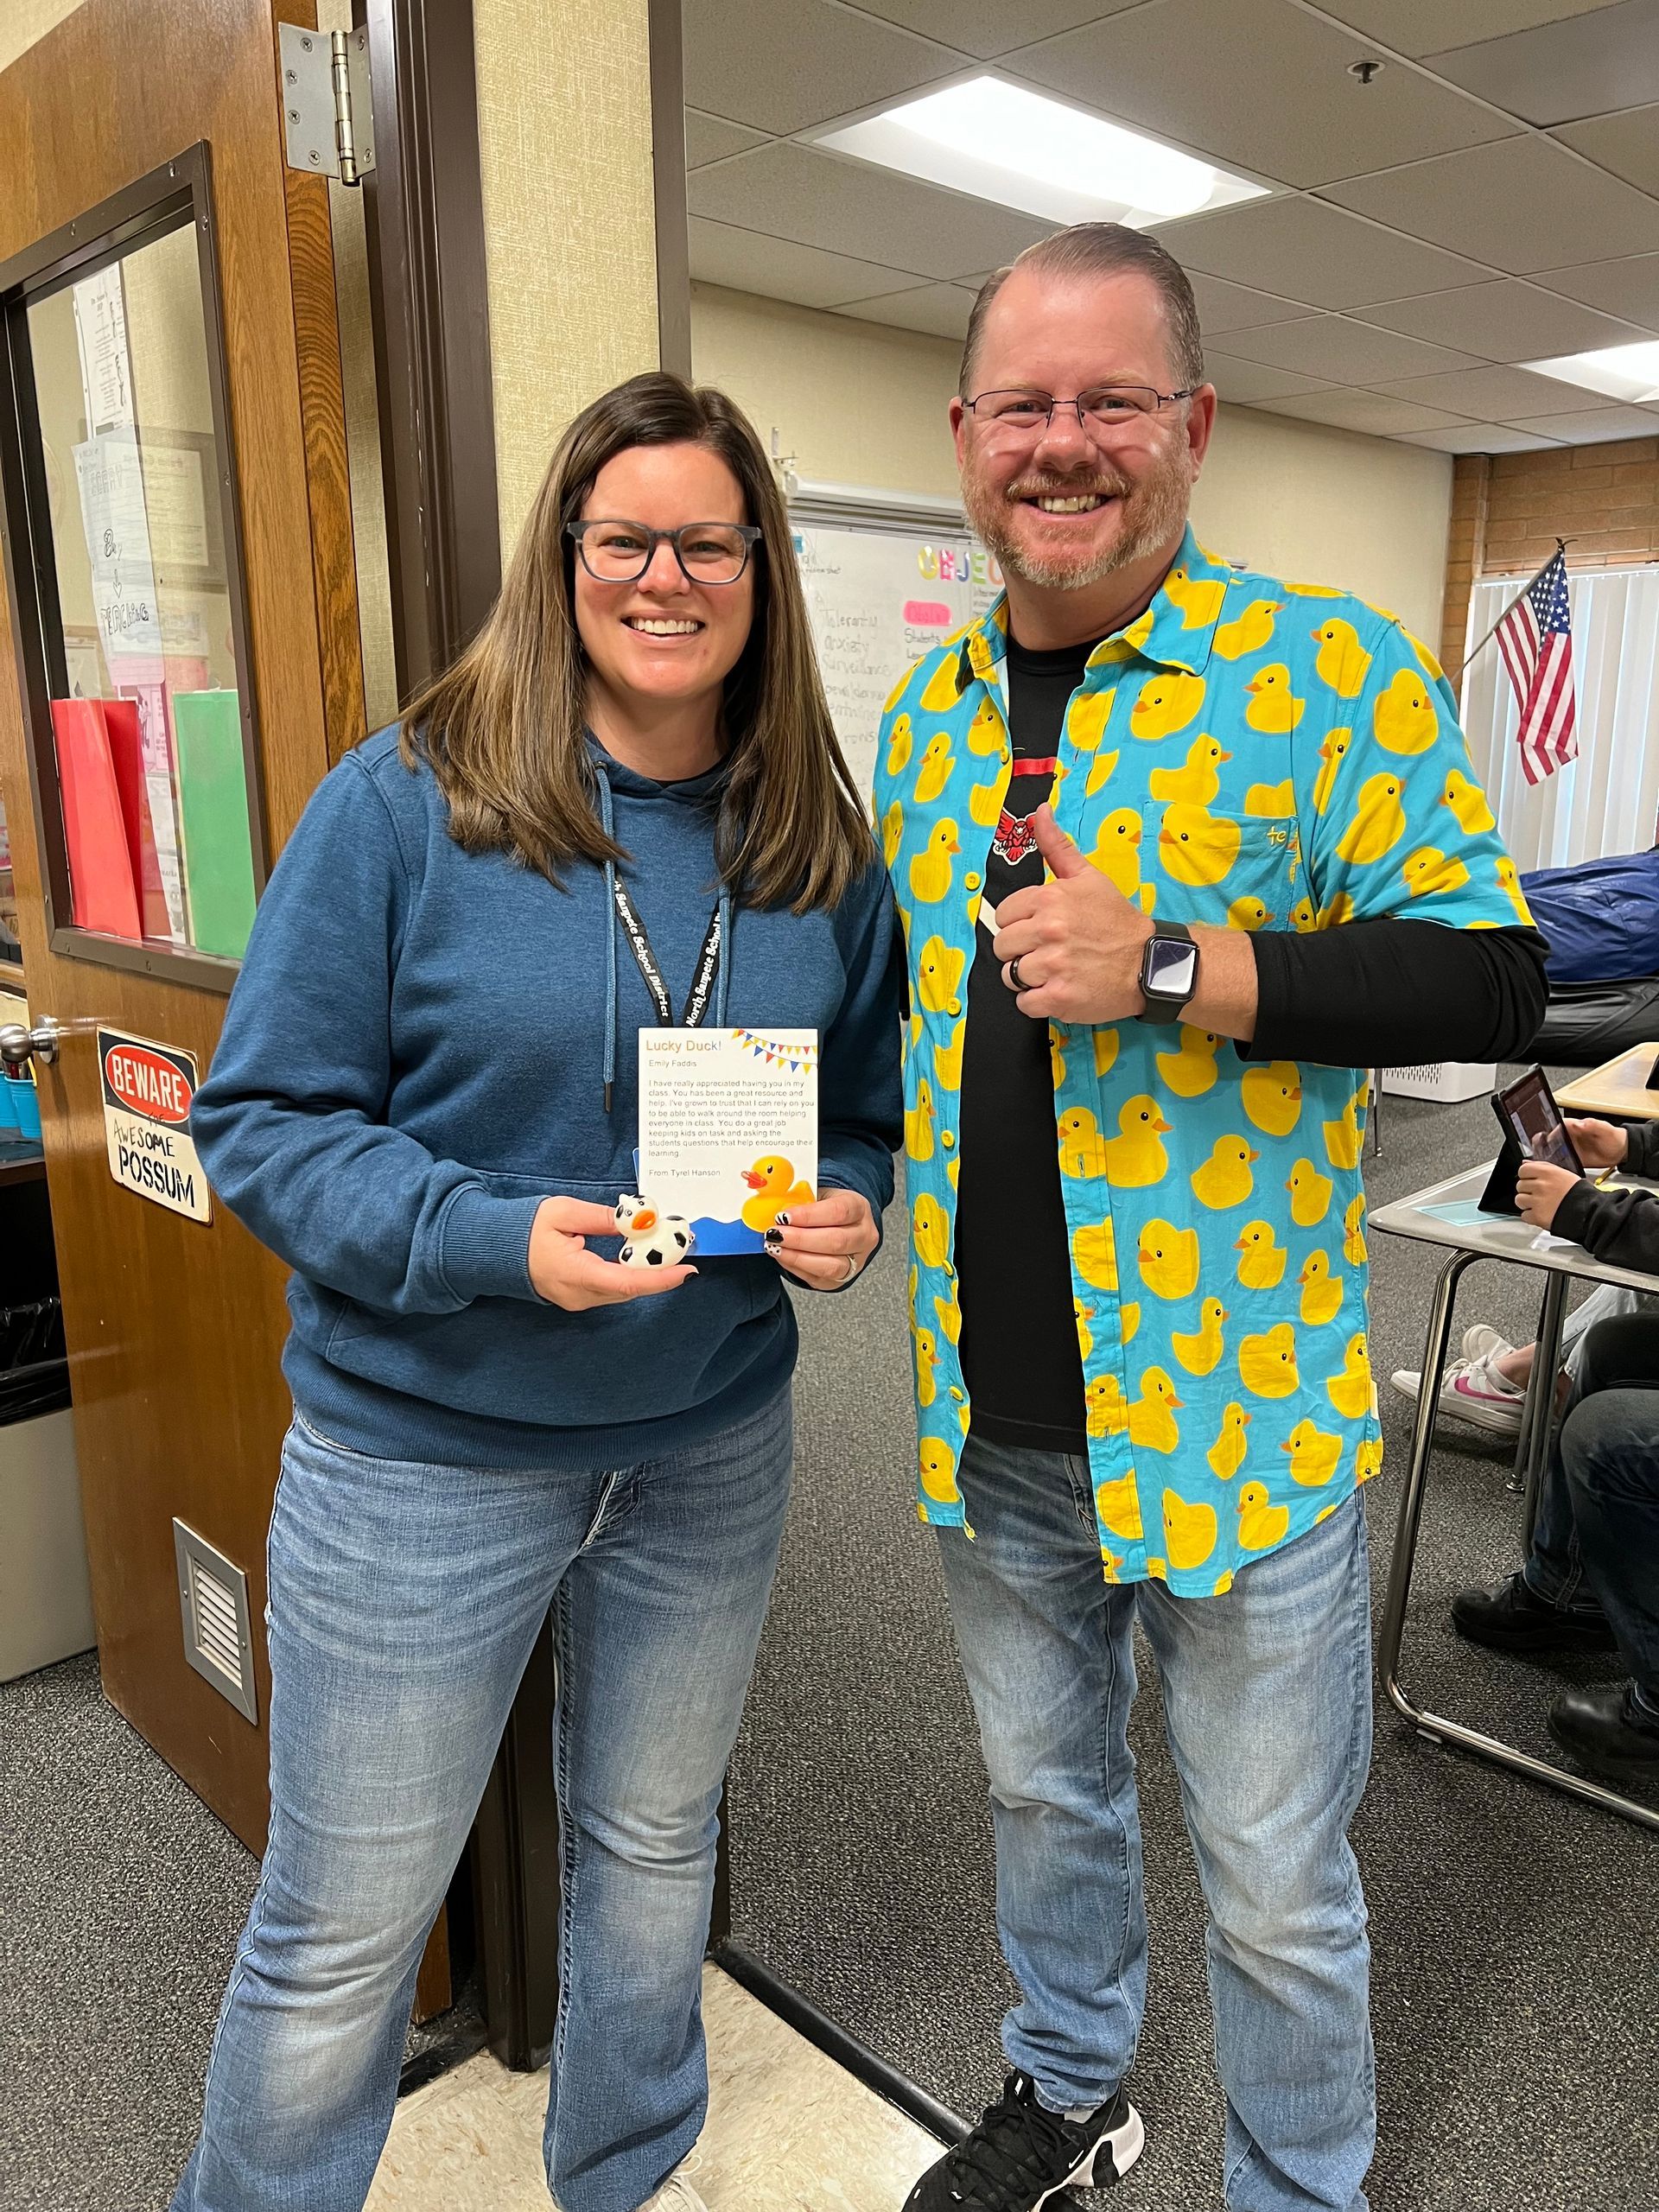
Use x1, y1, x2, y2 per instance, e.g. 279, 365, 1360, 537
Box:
279, 22, 376, 187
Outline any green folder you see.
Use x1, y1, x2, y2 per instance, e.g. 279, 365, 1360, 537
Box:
170, 690, 257, 960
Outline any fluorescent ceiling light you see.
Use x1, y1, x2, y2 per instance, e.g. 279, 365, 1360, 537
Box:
1522, 341, 1659, 404
812, 77, 1268, 229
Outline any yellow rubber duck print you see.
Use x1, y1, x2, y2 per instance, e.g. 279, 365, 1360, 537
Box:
1128, 1368, 1183, 1453
1374, 666, 1438, 754
1326, 1332, 1374, 1421
909, 820, 960, 905
1356, 1434, 1385, 1484
919, 653, 969, 715
1137, 1218, 1200, 1301
1317, 893, 1355, 930
918, 936, 965, 1016
1085, 747, 1121, 799
1236, 1220, 1287, 1291
1229, 896, 1274, 931
1085, 1373, 1129, 1439
1149, 734, 1231, 804
1291, 896, 1315, 931
1155, 1025, 1218, 1099
1208, 1402, 1251, 1481
1096, 1471, 1143, 1540
1093, 1027, 1120, 1078
966, 696, 1005, 756
1159, 803, 1241, 887
1441, 767, 1495, 836
905, 1077, 936, 1163
1051, 1033, 1066, 1090
1287, 1157, 1334, 1229
1402, 846, 1471, 899
1240, 1318, 1300, 1397
881, 799, 904, 868
933, 1015, 966, 1091
1323, 1083, 1368, 1171
913, 1192, 950, 1268
1497, 856, 1532, 926
1335, 773, 1407, 866
1298, 1249, 1344, 1327
969, 773, 1006, 829
1237, 1480, 1291, 1551
1130, 669, 1206, 742
1067, 689, 1117, 752
1161, 1487, 1217, 1570
1243, 663, 1305, 734
886, 715, 913, 777
1104, 1096, 1172, 1187
1058, 1107, 1110, 1179
1072, 1217, 1118, 1292
741, 1156, 816, 1232
912, 731, 956, 804
1283, 1418, 1344, 1488
1122, 1300, 1141, 1344
1173, 1296, 1228, 1377
914, 1326, 940, 1407
919, 1436, 961, 1505
1213, 597, 1281, 660
934, 1283, 962, 1345
1191, 1135, 1259, 1211
1073, 1298, 1094, 1362
1164, 563, 1228, 630
1343, 1193, 1368, 1268
1242, 1061, 1302, 1139
1311, 618, 1373, 699
1245, 779, 1294, 816
1090, 809, 1145, 900
1313, 729, 1352, 817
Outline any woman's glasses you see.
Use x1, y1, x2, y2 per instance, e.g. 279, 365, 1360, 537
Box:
569, 519, 762, 586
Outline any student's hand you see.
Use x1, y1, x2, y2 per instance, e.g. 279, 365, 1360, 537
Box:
1516, 1160, 1580, 1231
528, 1197, 695, 1308
1566, 1117, 1629, 1170
992, 805, 1152, 1025
765, 1186, 879, 1291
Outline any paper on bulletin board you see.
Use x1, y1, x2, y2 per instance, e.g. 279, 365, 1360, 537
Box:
72, 265, 135, 434
637, 1027, 818, 1255
73, 429, 162, 662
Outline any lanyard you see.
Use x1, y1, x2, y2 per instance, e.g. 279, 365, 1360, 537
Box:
613, 882, 722, 1027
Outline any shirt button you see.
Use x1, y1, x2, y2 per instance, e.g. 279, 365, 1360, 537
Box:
942, 1131, 956, 1149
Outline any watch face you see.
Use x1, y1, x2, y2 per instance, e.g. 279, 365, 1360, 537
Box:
1145, 935, 1198, 1001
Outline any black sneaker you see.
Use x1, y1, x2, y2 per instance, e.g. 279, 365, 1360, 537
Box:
1451, 1572, 1616, 1654
1548, 1684, 1659, 1783
904, 2071, 1144, 2211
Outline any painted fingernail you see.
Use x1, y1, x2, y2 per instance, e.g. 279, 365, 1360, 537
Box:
765, 1227, 784, 1248
775, 1211, 791, 1227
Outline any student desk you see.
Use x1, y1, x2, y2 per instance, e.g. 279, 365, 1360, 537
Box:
1371, 1164, 1659, 1833
1555, 1042, 1659, 1122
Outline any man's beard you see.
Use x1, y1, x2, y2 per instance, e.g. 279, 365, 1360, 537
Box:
963, 447, 1192, 592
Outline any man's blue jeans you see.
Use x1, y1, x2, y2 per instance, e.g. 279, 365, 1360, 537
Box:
169, 1392, 793, 2212
937, 1434, 1376, 2212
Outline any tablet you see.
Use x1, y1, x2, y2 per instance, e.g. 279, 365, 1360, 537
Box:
1492, 1065, 1585, 1176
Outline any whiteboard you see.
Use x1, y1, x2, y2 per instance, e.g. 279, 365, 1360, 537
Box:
792, 515, 1002, 799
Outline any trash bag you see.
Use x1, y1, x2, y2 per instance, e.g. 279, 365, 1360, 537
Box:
0, 1298, 69, 1424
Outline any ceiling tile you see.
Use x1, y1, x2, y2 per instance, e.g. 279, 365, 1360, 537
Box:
1153, 198, 1491, 310
683, 0, 961, 135
833, 283, 981, 340
688, 142, 1054, 283
1554, 103, 1659, 195
683, 109, 770, 168
844, 0, 1141, 61
1321, 136, 1659, 272
1426, 0, 1659, 127
1351, 277, 1656, 359
1205, 353, 1336, 404
1188, 270, 1319, 334
1251, 389, 1476, 433
1401, 422, 1567, 451
1532, 253, 1659, 325
1214, 314, 1482, 381
1365, 363, 1612, 417
687, 217, 931, 308
1005, 0, 1516, 191
1315, 1, 1624, 57
1507, 404, 1659, 440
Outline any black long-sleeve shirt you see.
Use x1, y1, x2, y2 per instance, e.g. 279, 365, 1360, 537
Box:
1554, 1120, 1659, 1275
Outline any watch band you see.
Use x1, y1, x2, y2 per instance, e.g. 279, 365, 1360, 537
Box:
1138, 920, 1198, 1027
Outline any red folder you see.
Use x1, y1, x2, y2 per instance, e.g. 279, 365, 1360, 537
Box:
103, 697, 173, 939
50, 698, 142, 940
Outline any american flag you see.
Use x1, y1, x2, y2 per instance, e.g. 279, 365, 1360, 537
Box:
1496, 549, 1577, 786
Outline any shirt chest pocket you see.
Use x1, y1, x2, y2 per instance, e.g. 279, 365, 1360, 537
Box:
1145, 804, 1304, 932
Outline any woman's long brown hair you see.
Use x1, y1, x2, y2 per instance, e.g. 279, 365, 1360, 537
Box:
399, 372, 873, 912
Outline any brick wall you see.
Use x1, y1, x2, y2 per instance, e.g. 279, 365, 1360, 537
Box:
1439, 434, 1659, 673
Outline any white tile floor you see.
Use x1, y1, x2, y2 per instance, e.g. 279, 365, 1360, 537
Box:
366, 1963, 941, 2212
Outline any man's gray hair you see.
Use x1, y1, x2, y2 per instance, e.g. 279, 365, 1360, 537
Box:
959, 222, 1205, 397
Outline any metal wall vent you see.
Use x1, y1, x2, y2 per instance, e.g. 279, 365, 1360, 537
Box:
173, 1520, 257, 1724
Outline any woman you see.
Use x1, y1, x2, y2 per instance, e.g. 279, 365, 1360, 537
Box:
173, 373, 902, 2212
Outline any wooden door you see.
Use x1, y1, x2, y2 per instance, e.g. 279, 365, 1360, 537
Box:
0, 1, 365, 1851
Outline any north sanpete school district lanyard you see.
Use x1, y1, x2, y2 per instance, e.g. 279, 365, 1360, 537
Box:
613, 882, 722, 1029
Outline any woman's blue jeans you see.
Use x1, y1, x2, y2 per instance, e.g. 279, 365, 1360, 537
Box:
169, 1390, 794, 2212
937, 1435, 1376, 2212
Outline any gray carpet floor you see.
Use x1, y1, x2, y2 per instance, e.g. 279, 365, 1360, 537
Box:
3, 1069, 1655, 2209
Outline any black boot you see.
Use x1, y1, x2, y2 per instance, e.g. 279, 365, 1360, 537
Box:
1452, 1572, 1615, 1654
1548, 1685, 1659, 1783
903, 2072, 1143, 2211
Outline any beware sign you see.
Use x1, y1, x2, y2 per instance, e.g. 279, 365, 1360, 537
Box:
99, 1028, 211, 1223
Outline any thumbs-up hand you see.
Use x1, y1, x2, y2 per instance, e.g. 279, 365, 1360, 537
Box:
993, 804, 1155, 1025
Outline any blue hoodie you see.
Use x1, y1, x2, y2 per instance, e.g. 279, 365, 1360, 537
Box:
191, 727, 903, 1472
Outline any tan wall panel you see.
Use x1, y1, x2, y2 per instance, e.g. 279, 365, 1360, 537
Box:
474, 0, 661, 558
0, 0, 88, 72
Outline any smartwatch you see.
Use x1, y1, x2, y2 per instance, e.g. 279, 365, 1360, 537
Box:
1138, 921, 1198, 1026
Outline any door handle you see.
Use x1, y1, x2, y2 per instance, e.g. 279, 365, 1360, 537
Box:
1, 1019, 66, 1070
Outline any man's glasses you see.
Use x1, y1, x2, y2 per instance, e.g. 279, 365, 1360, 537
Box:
568, 519, 762, 587
962, 385, 1197, 441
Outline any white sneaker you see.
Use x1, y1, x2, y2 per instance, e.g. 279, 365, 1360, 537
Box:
1389, 1343, 1525, 1436
639, 2177, 710, 2212
1461, 1323, 1514, 1363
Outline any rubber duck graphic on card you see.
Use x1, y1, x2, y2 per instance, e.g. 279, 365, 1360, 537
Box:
627, 1027, 819, 1258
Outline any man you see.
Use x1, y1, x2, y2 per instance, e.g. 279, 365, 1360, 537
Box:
874, 222, 1548, 2212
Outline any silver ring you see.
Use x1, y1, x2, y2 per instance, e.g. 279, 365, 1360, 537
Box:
1009, 955, 1027, 991
842, 1251, 859, 1282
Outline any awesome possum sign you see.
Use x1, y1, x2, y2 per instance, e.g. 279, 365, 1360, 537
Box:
99, 1029, 211, 1224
